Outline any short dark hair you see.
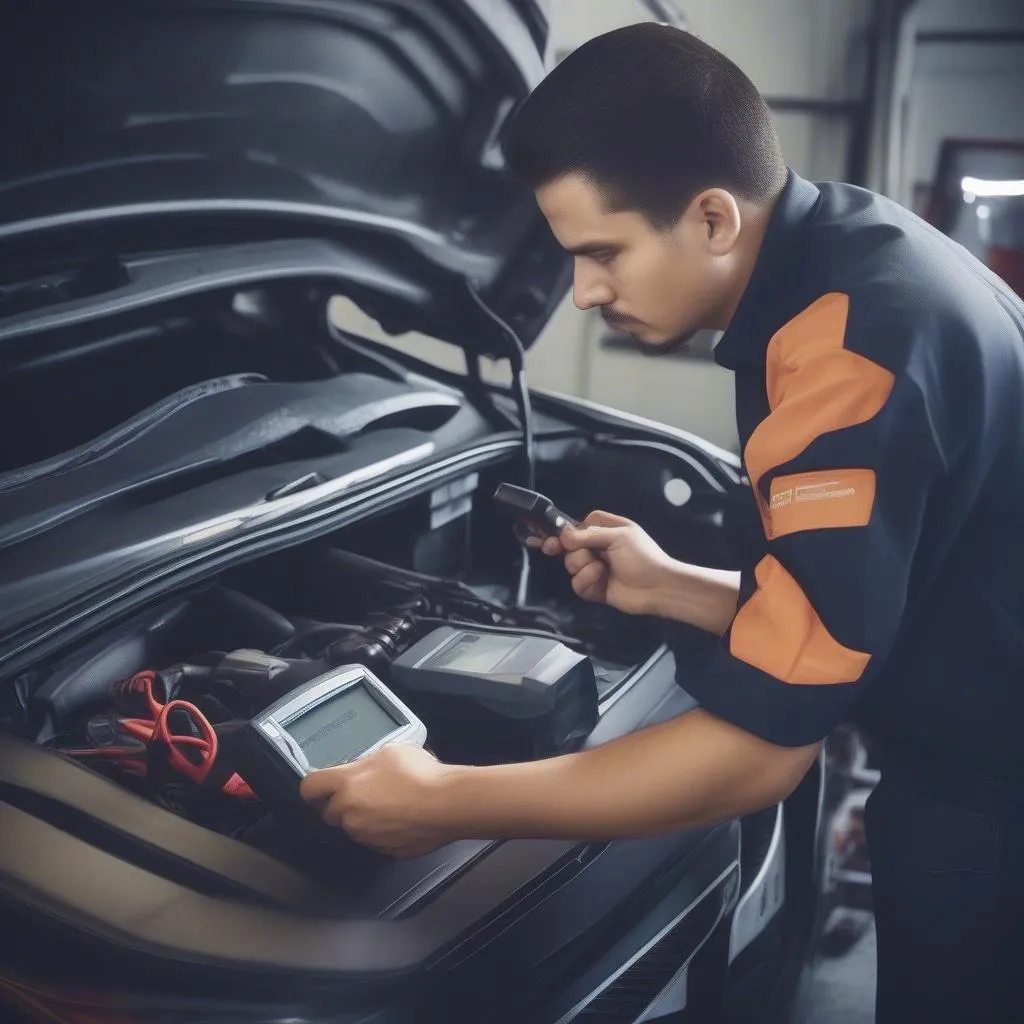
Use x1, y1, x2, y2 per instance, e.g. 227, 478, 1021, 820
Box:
502, 23, 787, 227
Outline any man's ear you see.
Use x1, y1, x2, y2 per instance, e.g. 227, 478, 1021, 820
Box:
689, 188, 743, 255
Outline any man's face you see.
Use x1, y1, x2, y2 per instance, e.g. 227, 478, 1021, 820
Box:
536, 173, 727, 354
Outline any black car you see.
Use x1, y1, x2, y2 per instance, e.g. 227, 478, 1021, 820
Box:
0, 3, 847, 1022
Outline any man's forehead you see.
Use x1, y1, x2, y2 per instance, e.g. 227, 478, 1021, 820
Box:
536, 174, 639, 247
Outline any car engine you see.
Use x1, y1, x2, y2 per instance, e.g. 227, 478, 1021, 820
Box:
26, 546, 656, 858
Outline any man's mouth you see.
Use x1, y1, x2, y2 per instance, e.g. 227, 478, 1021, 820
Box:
599, 309, 695, 355
600, 308, 642, 331
635, 330, 698, 357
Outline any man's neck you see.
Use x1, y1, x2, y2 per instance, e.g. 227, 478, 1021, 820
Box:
712, 196, 779, 331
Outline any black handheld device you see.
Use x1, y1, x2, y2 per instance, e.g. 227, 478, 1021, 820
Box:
492, 483, 579, 539
224, 665, 427, 822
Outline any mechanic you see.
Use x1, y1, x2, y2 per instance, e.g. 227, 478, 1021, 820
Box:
300, 24, 1024, 1022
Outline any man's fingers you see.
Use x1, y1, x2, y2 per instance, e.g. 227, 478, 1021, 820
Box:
582, 509, 634, 528
541, 536, 565, 556
571, 560, 608, 600
322, 794, 352, 829
299, 767, 346, 805
561, 524, 621, 552
564, 548, 599, 575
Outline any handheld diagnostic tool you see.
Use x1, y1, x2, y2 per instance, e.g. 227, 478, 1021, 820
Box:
227, 665, 427, 819
390, 626, 598, 761
492, 483, 579, 539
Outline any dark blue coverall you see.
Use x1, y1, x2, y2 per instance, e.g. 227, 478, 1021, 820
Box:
678, 169, 1024, 1022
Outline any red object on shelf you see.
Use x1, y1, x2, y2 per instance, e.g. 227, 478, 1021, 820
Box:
988, 245, 1024, 299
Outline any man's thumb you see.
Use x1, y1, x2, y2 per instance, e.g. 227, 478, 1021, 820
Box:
561, 524, 620, 552
300, 767, 345, 803
583, 509, 634, 528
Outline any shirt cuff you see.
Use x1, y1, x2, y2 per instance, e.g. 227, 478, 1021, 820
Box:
673, 642, 857, 747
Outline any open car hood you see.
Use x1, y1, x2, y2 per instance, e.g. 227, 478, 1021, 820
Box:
0, 0, 569, 355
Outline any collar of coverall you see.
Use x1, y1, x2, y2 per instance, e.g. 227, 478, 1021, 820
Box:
713, 168, 822, 371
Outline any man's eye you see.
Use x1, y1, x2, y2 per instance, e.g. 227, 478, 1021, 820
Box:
593, 250, 616, 265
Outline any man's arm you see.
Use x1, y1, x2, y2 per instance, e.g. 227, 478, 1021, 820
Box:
302, 708, 819, 856
642, 561, 741, 636
430, 709, 818, 841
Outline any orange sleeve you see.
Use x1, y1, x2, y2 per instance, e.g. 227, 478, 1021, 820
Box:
678, 294, 947, 746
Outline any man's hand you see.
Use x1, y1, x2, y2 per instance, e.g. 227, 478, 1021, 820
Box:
531, 508, 740, 634
535, 510, 677, 615
299, 744, 454, 859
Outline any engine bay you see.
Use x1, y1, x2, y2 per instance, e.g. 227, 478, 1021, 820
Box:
8, 477, 668, 870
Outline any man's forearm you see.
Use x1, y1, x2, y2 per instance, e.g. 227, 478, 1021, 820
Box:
429, 709, 819, 842
642, 561, 741, 635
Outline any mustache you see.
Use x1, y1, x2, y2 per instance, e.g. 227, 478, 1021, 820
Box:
600, 307, 696, 356
600, 307, 642, 329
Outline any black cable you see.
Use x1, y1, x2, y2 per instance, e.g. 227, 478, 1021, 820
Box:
326, 549, 510, 614
509, 352, 536, 492
464, 281, 537, 608
463, 281, 536, 490
276, 622, 363, 658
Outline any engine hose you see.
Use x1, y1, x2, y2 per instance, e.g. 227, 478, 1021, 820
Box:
326, 550, 510, 614
318, 551, 570, 644
324, 550, 567, 637
276, 622, 363, 658
326, 549, 454, 589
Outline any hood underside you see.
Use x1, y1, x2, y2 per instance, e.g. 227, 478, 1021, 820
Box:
0, 0, 570, 353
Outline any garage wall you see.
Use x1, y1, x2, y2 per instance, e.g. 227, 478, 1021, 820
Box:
881, 0, 1024, 210
546, 0, 872, 183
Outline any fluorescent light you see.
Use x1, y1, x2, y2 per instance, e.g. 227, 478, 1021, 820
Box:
961, 176, 1024, 198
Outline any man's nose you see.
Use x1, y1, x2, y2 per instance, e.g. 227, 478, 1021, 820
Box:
572, 262, 614, 311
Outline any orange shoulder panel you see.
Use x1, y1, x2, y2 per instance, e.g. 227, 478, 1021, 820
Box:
744, 293, 893, 540
730, 555, 871, 685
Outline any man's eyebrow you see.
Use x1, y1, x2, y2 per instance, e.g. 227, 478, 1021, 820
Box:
567, 242, 618, 257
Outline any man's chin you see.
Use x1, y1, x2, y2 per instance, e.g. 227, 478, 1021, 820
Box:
630, 329, 699, 357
